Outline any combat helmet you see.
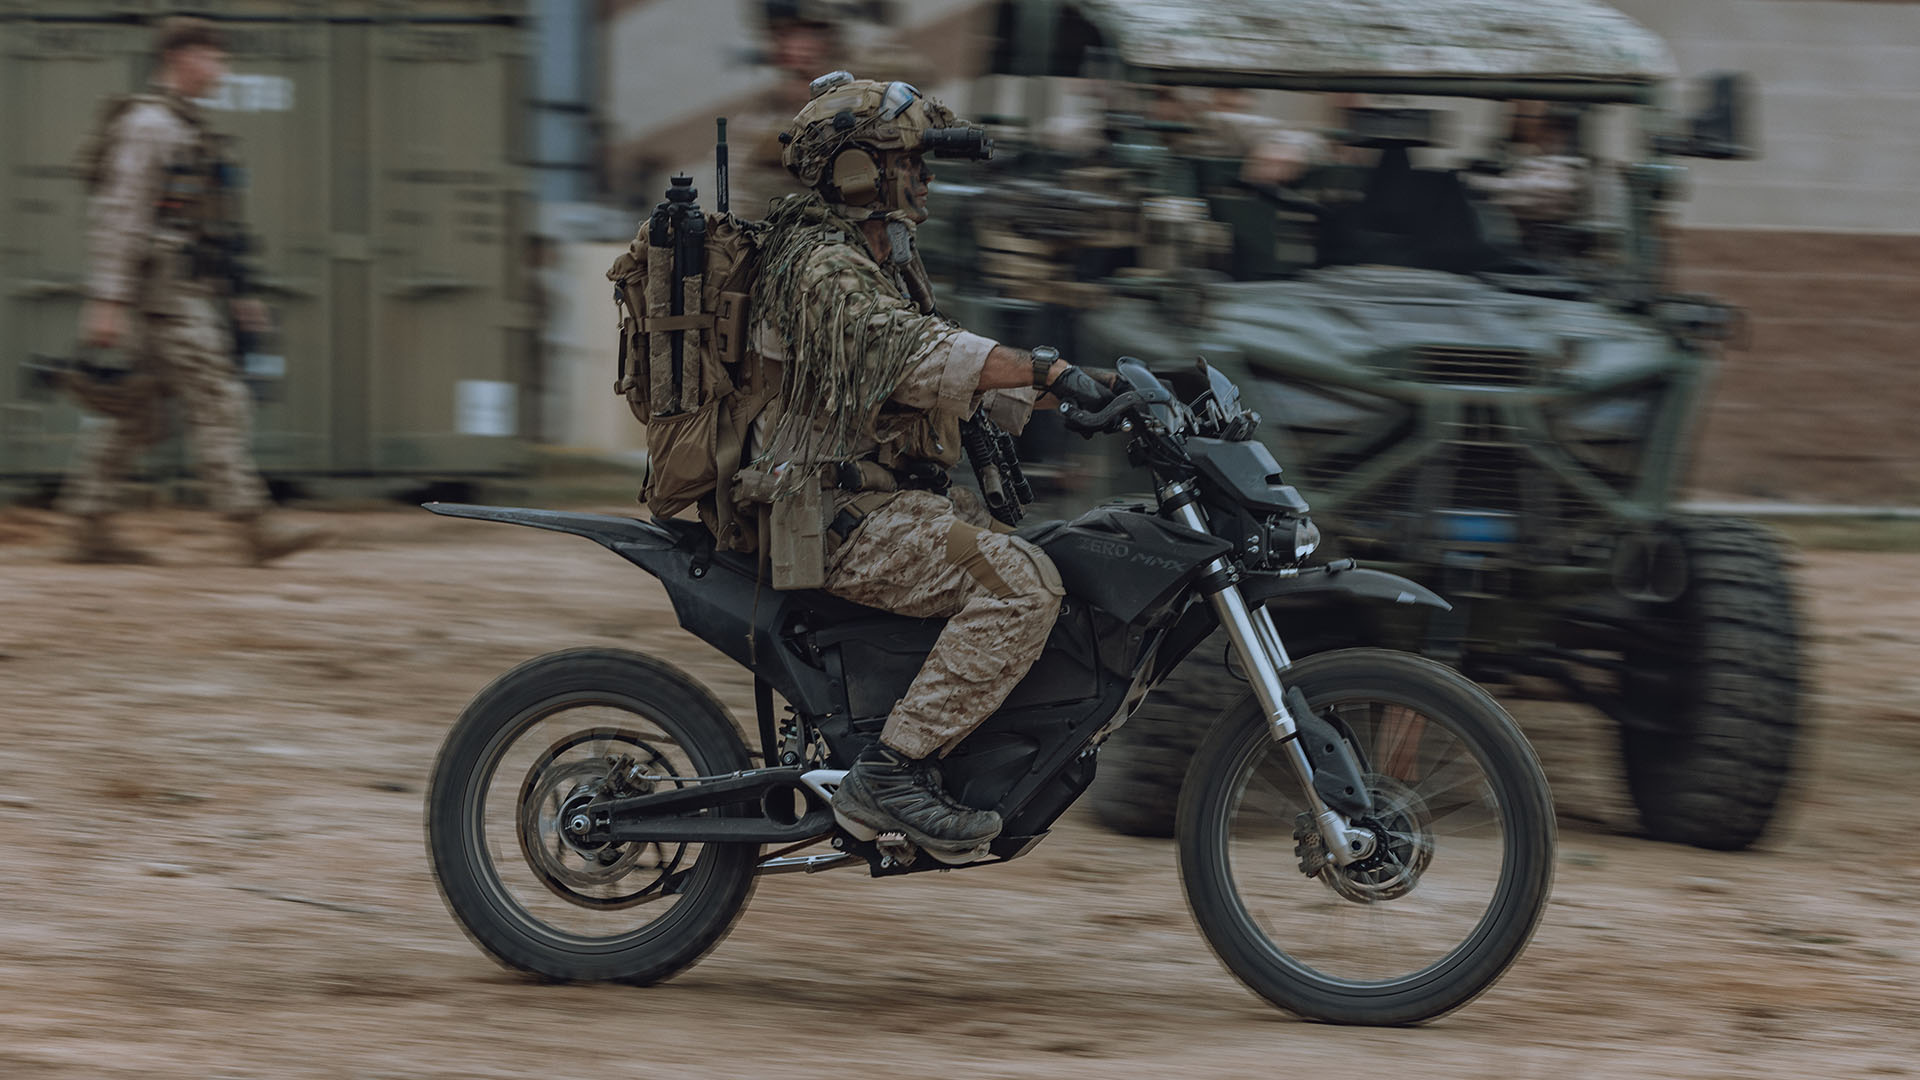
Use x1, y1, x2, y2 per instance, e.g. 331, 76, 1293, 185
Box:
780, 72, 991, 220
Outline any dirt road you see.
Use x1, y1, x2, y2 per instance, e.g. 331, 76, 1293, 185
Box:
1, 507, 1915, 1078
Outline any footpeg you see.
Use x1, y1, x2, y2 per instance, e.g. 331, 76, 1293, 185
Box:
875, 831, 917, 869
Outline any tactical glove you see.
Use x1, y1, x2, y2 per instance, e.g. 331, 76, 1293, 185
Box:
1045, 364, 1117, 411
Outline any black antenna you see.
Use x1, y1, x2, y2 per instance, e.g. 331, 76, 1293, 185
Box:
716, 118, 730, 216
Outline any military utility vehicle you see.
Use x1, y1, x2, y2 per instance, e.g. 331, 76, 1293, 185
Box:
923, 0, 1800, 850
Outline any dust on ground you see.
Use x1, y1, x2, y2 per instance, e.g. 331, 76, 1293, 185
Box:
1, 506, 1915, 1079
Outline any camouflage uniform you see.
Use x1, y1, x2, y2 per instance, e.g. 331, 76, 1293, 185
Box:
1190, 107, 1331, 184
750, 203, 1062, 759
1464, 146, 1588, 224
59, 87, 269, 521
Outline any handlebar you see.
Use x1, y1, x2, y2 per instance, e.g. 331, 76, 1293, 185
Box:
1060, 390, 1151, 436
1060, 356, 1180, 436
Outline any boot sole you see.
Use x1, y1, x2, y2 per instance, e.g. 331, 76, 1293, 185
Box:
833, 806, 997, 865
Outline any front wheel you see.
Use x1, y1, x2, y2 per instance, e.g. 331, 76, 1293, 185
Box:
1177, 649, 1555, 1025
426, 648, 759, 983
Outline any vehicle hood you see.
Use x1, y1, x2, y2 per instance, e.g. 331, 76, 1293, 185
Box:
1084, 266, 1674, 391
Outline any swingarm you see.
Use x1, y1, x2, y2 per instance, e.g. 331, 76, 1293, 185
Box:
563, 766, 835, 845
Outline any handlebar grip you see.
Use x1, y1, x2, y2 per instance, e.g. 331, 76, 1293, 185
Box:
1060, 403, 1103, 437
1059, 389, 1145, 437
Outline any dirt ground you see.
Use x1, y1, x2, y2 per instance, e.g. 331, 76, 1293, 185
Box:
1, 505, 1916, 1079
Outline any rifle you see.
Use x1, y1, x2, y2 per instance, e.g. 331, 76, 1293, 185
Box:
960, 414, 1035, 526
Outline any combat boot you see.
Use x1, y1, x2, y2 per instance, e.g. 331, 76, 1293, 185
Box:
61, 515, 154, 565
236, 514, 331, 566
833, 743, 1002, 856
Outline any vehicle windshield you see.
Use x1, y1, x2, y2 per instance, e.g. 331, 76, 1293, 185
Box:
955, 78, 1648, 291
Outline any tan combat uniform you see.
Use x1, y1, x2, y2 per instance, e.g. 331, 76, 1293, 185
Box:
751, 209, 1063, 760
58, 88, 269, 521
1464, 147, 1589, 225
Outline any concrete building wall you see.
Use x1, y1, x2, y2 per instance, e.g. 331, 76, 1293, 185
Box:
1612, 0, 1920, 233
1601, 0, 1920, 502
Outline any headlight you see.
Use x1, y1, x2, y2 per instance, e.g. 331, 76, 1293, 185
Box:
1292, 517, 1321, 560
1553, 395, 1655, 441
1546, 391, 1660, 490
1255, 515, 1319, 566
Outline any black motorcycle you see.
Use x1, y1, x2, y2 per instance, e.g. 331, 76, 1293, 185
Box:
423, 360, 1555, 1025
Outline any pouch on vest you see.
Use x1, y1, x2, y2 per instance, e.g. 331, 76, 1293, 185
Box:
608, 176, 775, 548
767, 467, 827, 591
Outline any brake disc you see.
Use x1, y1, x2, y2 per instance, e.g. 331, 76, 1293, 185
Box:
1320, 774, 1434, 904
516, 730, 687, 910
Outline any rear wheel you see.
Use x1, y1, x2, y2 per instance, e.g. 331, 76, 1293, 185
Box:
1618, 517, 1802, 850
1178, 649, 1555, 1025
426, 648, 758, 983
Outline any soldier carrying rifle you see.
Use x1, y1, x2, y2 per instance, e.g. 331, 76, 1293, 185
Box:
59, 17, 326, 565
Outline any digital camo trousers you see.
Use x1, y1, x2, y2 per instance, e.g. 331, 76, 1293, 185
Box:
823, 489, 1066, 760
58, 293, 269, 519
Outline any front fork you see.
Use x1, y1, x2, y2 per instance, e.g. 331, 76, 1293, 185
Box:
1164, 483, 1375, 867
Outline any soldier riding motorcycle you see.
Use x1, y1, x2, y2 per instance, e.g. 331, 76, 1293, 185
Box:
422, 79, 1556, 1026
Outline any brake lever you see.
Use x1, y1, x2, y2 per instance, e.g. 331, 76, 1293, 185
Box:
1059, 390, 1144, 438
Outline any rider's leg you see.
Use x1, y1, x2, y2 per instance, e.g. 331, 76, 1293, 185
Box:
824, 491, 1064, 850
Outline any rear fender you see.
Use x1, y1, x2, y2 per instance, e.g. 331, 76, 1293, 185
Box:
423, 503, 680, 577
424, 502, 847, 723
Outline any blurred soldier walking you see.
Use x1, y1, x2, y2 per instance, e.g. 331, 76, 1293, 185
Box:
58, 17, 326, 565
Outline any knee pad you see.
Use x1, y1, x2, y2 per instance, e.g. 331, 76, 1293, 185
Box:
945, 521, 1064, 607
1004, 535, 1065, 603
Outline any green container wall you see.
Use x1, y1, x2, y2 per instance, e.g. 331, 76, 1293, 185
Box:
0, 4, 530, 485
0, 19, 144, 473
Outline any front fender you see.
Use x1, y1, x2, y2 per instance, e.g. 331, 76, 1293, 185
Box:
1242, 566, 1452, 612
1141, 565, 1447, 689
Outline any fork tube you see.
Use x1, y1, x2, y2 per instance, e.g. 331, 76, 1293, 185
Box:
1251, 605, 1292, 671
1162, 483, 1327, 812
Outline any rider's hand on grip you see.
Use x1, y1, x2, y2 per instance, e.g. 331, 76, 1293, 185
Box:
1045, 365, 1117, 412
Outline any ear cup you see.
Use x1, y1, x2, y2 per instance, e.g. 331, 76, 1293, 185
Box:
830, 149, 880, 204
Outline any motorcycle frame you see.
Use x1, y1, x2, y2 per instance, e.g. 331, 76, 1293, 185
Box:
426, 492, 1449, 876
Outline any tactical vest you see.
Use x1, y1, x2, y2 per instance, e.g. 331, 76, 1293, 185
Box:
75, 92, 249, 288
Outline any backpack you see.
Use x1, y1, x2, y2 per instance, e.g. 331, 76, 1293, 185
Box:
607, 182, 779, 554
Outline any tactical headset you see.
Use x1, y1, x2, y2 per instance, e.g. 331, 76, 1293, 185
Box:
783, 74, 992, 220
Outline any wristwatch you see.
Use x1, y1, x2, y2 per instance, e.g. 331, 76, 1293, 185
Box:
1030, 345, 1061, 390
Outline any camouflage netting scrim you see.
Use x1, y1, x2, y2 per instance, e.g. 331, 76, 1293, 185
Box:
750, 193, 963, 474
1074, 0, 1677, 83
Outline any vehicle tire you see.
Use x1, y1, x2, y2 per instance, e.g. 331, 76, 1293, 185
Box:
1178, 648, 1555, 1025
426, 648, 759, 984
1088, 631, 1236, 837
1618, 516, 1802, 850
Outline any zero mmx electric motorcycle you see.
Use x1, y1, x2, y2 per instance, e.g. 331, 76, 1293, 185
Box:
423, 360, 1555, 1025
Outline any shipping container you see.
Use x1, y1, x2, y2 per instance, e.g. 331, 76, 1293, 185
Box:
0, 1, 532, 498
